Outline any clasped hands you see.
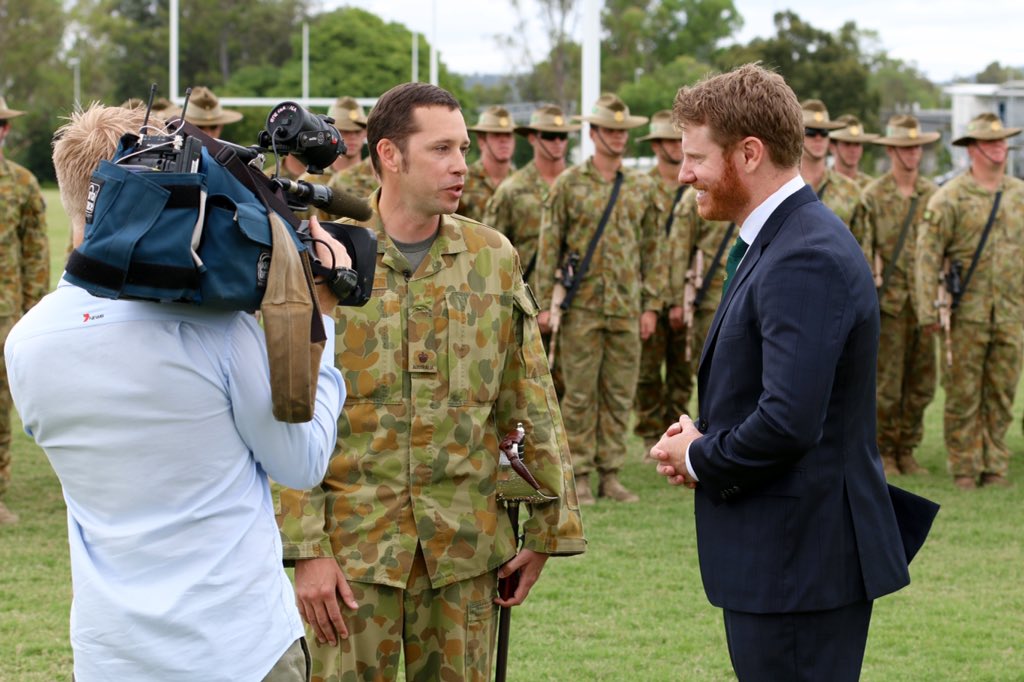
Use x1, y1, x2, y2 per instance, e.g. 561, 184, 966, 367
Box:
649, 414, 702, 489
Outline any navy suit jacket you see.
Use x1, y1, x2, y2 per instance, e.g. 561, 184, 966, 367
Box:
689, 184, 913, 614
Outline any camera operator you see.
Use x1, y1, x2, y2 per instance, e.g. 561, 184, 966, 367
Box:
3, 103, 355, 681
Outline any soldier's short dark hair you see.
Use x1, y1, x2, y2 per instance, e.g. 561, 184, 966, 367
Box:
367, 83, 460, 175
672, 63, 803, 169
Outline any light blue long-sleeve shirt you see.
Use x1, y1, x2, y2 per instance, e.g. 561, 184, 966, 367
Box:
4, 278, 345, 681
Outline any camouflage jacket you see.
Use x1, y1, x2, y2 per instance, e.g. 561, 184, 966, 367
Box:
861, 172, 938, 317
329, 157, 379, 201
915, 171, 1024, 326
0, 157, 49, 317
535, 158, 667, 316
671, 189, 736, 313
649, 167, 687, 311
277, 192, 585, 588
847, 169, 875, 190
482, 160, 552, 291
457, 159, 511, 223
811, 168, 868, 260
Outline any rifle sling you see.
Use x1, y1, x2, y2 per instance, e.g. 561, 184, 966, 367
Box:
560, 170, 624, 311
523, 251, 537, 283
662, 185, 687, 236
877, 195, 919, 298
693, 222, 737, 309
955, 190, 1003, 309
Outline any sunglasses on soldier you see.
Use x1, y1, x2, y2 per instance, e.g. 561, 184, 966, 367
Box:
804, 128, 830, 138
540, 131, 569, 141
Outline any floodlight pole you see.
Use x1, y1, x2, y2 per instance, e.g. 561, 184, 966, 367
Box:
580, 0, 602, 160
169, 0, 179, 101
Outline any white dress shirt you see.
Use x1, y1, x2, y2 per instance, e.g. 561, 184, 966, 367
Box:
5, 279, 345, 681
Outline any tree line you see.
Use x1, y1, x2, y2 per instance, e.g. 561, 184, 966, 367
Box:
1, 0, 1019, 182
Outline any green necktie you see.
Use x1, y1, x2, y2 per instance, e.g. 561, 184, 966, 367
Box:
721, 236, 749, 300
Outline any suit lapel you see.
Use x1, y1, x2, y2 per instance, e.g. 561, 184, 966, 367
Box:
696, 185, 819, 388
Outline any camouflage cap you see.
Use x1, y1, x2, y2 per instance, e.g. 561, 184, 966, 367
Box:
0, 96, 26, 120
573, 93, 648, 130
328, 96, 367, 131
637, 110, 678, 142
801, 99, 845, 131
468, 105, 516, 133
952, 112, 1022, 146
514, 104, 581, 136
872, 114, 940, 147
828, 114, 879, 143
182, 86, 243, 126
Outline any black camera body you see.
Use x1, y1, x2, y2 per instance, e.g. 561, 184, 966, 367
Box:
259, 101, 346, 175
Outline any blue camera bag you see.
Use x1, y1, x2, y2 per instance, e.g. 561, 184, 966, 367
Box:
66, 141, 305, 312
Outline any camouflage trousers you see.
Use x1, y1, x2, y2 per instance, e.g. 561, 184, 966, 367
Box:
633, 311, 693, 442
0, 316, 13, 498
876, 305, 937, 457
558, 309, 639, 476
943, 319, 1023, 478
307, 548, 498, 682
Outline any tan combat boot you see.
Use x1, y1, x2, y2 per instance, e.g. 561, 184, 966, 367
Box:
896, 450, 928, 476
575, 474, 596, 506
0, 501, 19, 526
598, 472, 639, 503
879, 451, 900, 477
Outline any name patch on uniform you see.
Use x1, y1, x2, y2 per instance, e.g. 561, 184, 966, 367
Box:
85, 179, 105, 225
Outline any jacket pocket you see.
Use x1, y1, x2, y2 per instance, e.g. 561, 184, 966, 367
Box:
336, 289, 403, 404
447, 291, 512, 405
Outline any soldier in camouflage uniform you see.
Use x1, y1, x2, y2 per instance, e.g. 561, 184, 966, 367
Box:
915, 112, 1024, 490
277, 83, 585, 682
535, 93, 666, 504
862, 115, 941, 476
632, 110, 690, 454
457, 106, 516, 221
0, 97, 50, 525
800, 100, 863, 236
483, 105, 578, 399
483, 104, 579, 292
829, 114, 878, 189
673, 189, 736, 413
181, 86, 242, 140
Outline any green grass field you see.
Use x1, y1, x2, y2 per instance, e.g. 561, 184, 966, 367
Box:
1, 190, 1022, 680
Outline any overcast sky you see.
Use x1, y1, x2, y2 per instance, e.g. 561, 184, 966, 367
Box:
327, 0, 1024, 84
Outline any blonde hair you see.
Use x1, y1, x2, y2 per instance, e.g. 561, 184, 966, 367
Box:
52, 103, 147, 234
672, 63, 804, 169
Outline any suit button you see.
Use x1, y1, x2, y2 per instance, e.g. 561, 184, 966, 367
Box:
698, 418, 708, 432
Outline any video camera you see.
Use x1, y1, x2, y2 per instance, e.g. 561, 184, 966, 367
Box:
73, 86, 377, 309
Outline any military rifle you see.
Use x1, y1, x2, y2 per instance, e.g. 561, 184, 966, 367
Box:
546, 251, 580, 369
681, 250, 704, 363
934, 258, 962, 368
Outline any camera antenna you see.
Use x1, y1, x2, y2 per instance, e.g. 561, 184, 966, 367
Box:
173, 87, 194, 133
141, 83, 158, 135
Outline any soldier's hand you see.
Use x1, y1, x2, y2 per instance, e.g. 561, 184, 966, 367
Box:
494, 549, 549, 608
639, 310, 659, 341
294, 557, 358, 646
537, 309, 552, 334
668, 305, 685, 331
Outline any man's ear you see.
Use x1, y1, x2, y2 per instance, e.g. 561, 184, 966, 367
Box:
738, 136, 766, 174
376, 138, 400, 174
